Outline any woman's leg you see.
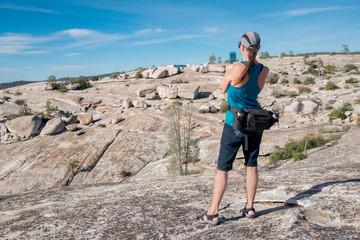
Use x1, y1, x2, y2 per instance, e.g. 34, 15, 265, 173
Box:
245, 166, 258, 214
206, 169, 229, 219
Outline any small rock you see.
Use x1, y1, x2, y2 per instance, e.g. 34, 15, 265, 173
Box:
124, 98, 133, 109
61, 115, 74, 125
145, 92, 157, 100
76, 130, 85, 135
78, 113, 93, 125
66, 124, 78, 132
209, 105, 218, 113
136, 84, 160, 97
208, 94, 215, 100
332, 118, 342, 125
344, 117, 351, 123
345, 111, 352, 117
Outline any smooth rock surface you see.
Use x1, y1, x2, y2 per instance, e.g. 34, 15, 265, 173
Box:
177, 85, 200, 100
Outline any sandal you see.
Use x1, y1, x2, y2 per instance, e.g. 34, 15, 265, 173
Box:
241, 206, 256, 218
196, 212, 219, 225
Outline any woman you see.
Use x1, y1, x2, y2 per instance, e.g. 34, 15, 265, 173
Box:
197, 31, 269, 225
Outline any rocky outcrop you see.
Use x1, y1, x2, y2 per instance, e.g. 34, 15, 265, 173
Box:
5, 115, 42, 138
151, 68, 168, 79
1, 127, 359, 239
40, 118, 65, 136
208, 64, 225, 73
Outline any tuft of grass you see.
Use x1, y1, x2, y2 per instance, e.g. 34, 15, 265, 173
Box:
220, 100, 229, 113
198, 109, 209, 114
271, 90, 284, 98
119, 170, 130, 177
282, 71, 289, 75
266, 73, 279, 84
14, 99, 25, 105
293, 78, 302, 84
287, 91, 298, 98
304, 77, 315, 85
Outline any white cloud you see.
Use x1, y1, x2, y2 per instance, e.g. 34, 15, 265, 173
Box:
132, 34, 209, 46
134, 28, 165, 36
204, 27, 219, 33
48, 65, 86, 71
267, 6, 355, 17
0, 67, 16, 72
58, 29, 99, 38
64, 53, 83, 57
0, 3, 58, 14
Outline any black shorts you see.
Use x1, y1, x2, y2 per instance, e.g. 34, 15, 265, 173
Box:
217, 123, 263, 171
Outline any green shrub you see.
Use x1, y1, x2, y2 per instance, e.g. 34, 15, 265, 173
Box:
344, 85, 350, 89
325, 105, 333, 110
287, 91, 298, 98
45, 101, 57, 114
89, 76, 99, 81
2, 96, 10, 101
280, 52, 286, 58
328, 103, 352, 121
119, 170, 130, 177
14, 99, 25, 105
220, 100, 229, 113
67, 160, 80, 173
266, 73, 279, 84
269, 134, 340, 163
281, 79, 289, 85
293, 78, 301, 84
323, 64, 336, 74
110, 73, 119, 79
345, 78, 358, 84
325, 81, 338, 90
59, 87, 69, 93
135, 72, 143, 79
293, 152, 306, 161
170, 79, 188, 84
198, 109, 209, 114
8, 103, 32, 120
70, 77, 91, 89
14, 91, 22, 96
355, 97, 360, 104
282, 71, 289, 75
271, 90, 284, 98
342, 64, 358, 73
304, 77, 315, 85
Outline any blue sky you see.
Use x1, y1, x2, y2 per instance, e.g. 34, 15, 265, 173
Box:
0, 0, 359, 83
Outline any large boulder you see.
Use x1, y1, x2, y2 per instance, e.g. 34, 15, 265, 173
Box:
136, 84, 160, 97
151, 68, 168, 79
177, 85, 200, 100
123, 98, 133, 109
78, 113, 93, 125
5, 115, 42, 137
208, 64, 225, 73
157, 86, 178, 99
142, 68, 156, 78
191, 65, 200, 72
166, 65, 180, 76
66, 83, 80, 90
199, 65, 209, 73
40, 118, 65, 136
284, 101, 302, 115
301, 100, 319, 115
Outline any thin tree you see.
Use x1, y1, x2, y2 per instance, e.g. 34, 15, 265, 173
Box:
209, 54, 216, 64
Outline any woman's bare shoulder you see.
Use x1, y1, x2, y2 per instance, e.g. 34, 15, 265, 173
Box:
225, 62, 246, 73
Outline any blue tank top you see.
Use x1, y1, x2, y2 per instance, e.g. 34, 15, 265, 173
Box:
225, 61, 263, 127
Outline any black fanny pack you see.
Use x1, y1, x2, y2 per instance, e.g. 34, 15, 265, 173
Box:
230, 107, 279, 133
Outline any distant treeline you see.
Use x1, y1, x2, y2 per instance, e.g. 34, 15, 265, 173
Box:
0, 81, 36, 90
